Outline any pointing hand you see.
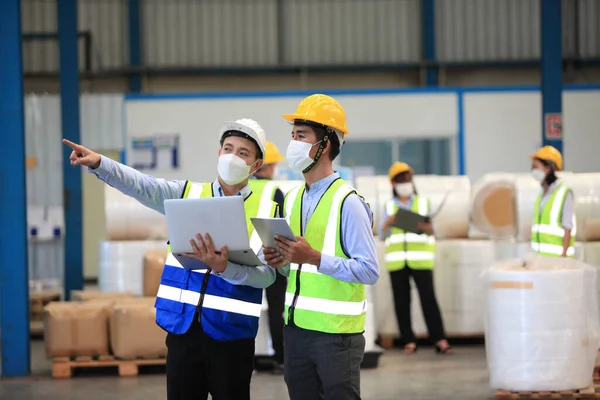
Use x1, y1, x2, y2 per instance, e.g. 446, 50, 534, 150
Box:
63, 139, 101, 169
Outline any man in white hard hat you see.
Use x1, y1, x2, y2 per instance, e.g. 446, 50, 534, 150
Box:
63, 119, 278, 400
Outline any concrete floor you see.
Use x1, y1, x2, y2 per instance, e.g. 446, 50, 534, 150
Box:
0, 340, 497, 400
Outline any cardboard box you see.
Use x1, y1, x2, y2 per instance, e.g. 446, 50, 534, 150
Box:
143, 250, 167, 297
109, 298, 167, 359
43, 301, 113, 358
71, 290, 136, 302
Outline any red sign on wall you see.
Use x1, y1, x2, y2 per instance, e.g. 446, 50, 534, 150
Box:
545, 113, 562, 140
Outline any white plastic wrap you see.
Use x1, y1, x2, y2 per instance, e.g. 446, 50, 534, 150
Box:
470, 171, 582, 241
98, 240, 167, 295
562, 173, 600, 242
374, 239, 502, 338
105, 186, 168, 240
355, 175, 471, 239
485, 254, 600, 392
470, 173, 520, 240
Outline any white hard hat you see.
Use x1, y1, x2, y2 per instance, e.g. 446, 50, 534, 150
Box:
219, 118, 267, 159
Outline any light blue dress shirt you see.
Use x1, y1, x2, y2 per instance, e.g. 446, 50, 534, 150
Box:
278, 172, 380, 285
89, 155, 276, 289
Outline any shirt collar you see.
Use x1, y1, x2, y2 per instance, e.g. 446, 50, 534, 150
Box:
212, 178, 252, 199
305, 172, 340, 192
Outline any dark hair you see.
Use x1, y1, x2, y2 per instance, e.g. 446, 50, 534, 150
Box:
294, 121, 340, 161
536, 158, 558, 186
391, 172, 418, 197
220, 131, 263, 160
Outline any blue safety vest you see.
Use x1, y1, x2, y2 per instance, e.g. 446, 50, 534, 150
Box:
154, 180, 278, 341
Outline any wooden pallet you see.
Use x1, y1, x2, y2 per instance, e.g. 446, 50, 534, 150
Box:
51, 355, 166, 378
495, 383, 600, 399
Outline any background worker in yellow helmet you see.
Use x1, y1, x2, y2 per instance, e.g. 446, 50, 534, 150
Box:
530, 145, 576, 257
262, 94, 379, 400
380, 162, 452, 356
249, 141, 287, 374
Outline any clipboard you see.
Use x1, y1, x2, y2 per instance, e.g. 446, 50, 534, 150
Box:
390, 208, 430, 234
250, 218, 297, 251
390, 190, 451, 234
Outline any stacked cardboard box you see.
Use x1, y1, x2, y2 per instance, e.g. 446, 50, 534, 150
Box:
43, 291, 166, 360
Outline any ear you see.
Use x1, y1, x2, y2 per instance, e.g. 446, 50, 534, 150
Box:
252, 159, 264, 173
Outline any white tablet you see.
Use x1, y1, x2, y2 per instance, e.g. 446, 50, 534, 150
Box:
250, 218, 297, 250
164, 196, 251, 254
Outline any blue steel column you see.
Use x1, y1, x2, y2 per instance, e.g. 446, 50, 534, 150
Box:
421, 0, 437, 86
541, 0, 563, 155
0, 0, 30, 377
58, 0, 83, 301
128, 0, 142, 92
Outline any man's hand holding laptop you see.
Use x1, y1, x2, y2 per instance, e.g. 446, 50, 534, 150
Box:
186, 233, 229, 273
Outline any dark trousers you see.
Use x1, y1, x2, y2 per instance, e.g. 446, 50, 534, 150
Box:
266, 272, 287, 364
283, 325, 365, 400
389, 267, 447, 344
165, 320, 255, 400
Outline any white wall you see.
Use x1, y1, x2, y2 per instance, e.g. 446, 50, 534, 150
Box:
124, 87, 600, 183
463, 89, 600, 180
125, 91, 457, 182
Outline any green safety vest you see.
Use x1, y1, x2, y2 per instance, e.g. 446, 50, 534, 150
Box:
283, 178, 368, 334
384, 196, 435, 271
166, 180, 278, 253
531, 183, 575, 258
248, 178, 279, 204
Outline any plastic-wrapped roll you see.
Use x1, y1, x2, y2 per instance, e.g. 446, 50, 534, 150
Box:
413, 175, 471, 239
374, 239, 497, 338
356, 175, 471, 239
485, 255, 599, 392
561, 173, 600, 242
98, 240, 167, 296
470, 172, 576, 241
470, 173, 519, 239
105, 186, 168, 241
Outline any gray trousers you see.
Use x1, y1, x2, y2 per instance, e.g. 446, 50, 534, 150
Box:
283, 325, 365, 400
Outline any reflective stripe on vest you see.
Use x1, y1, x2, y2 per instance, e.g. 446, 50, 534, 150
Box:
530, 183, 576, 258
248, 179, 279, 253
384, 196, 435, 271
154, 181, 276, 339
283, 178, 367, 334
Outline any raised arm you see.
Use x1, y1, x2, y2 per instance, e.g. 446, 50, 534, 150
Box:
63, 139, 185, 214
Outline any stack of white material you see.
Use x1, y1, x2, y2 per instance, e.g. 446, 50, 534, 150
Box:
105, 186, 169, 241
374, 239, 497, 338
98, 240, 167, 296
485, 254, 599, 392
354, 174, 471, 239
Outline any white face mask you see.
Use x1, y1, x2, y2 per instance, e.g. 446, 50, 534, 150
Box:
285, 140, 321, 173
531, 168, 546, 183
395, 183, 413, 197
217, 154, 252, 185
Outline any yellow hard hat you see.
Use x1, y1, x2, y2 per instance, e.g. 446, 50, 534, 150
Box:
388, 162, 413, 181
264, 141, 285, 165
282, 94, 348, 136
530, 145, 563, 171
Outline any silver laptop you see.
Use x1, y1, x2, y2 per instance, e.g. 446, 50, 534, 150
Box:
164, 196, 262, 268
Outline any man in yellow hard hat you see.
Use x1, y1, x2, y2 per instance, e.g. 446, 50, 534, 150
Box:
249, 141, 287, 374
529, 145, 575, 257
263, 94, 380, 400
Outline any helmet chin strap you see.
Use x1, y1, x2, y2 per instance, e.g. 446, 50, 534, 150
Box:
302, 134, 329, 174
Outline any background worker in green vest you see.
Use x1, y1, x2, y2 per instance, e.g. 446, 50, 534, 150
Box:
249, 141, 287, 374
529, 145, 575, 257
263, 94, 380, 400
380, 161, 452, 356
